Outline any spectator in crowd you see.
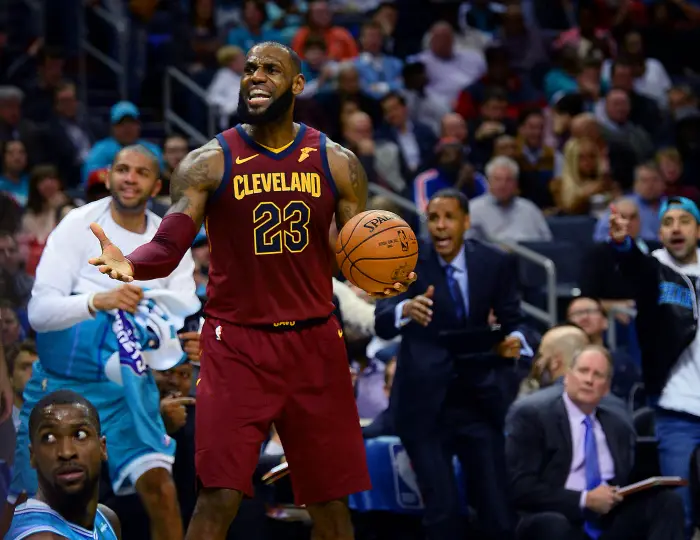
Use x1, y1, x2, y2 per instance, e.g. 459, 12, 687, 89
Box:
6, 146, 200, 540
178, 0, 223, 76
376, 188, 533, 540
548, 93, 586, 151
207, 45, 244, 131
0, 86, 45, 164
467, 86, 517, 169
593, 163, 665, 243
291, 0, 358, 61
376, 91, 437, 179
515, 108, 562, 209
21, 46, 66, 124
455, 45, 542, 124
298, 35, 337, 98
227, 0, 282, 51
610, 196, 700, 537
0, 140, 29, 206
603, 30, 672, 109
0, 301, 23, 349
362, 356, 396, 439
350, 335, 388, 422
0, 232, 33, 311
497, 4, 549, 76
401, 61, 450, 137
657, 147, 700, 203
493, 134, 518, 160
553, 2, 616, 61
414, 138, 487, 214
440, 112, 469, 146
354, 21, 403, 100
45, 81, 100, 188
160, 134, 189, 200
565, 297, 641, 401
544, 46, 582, 103
314, 62, 382, 140
580, 197, 646, 317
341, 110, 405, 195
469, 156, 552, 243
595, 88, 654, 163
551, 136, 615, 215
506, 345, 684, 540
415, 21, 486, 105
0, 192, 21, 234
605, 57, 662, 138
5, 339, 37, 432
82, 101, 164, 185
19, 164, 68, 275
265, 0, 306, 45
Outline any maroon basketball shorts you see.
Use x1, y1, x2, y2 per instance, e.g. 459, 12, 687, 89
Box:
195, 315, 371, 505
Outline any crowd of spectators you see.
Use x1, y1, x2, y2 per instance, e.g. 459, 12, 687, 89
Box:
3, 0, 700, 538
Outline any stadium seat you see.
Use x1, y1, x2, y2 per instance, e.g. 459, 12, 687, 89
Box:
546, 216, 597, 246
518, 241, 582, 292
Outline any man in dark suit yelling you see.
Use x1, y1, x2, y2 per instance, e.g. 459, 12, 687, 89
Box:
375, 188, 533, 540
506, 344, 684, 540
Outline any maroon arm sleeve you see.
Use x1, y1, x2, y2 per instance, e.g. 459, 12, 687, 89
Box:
126, 213, 199, 281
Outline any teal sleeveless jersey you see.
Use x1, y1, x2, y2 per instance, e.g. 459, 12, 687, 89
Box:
6, 498, 118, 539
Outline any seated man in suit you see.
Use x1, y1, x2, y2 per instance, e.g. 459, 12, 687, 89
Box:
506, 345, 684, 540
517, 323, 630, 422
376, 188, 534, 540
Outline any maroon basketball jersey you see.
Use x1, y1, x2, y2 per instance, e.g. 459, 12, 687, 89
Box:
204, 123, 338, 325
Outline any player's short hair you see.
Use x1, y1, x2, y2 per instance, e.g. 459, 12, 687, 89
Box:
29, 390, 101, 442
429, 188, 469, 214
251, 41, 302, 75
114, 144, 160, 176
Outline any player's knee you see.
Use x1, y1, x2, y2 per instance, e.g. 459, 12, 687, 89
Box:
308, 498, 353, 540
135, 467, 178, 508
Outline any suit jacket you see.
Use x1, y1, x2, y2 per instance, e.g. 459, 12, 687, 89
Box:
505, 392, 636, 523
375, 239, 528, 439
375, 121, 438, 177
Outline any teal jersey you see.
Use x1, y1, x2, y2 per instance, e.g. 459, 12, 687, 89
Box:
6, 498, 117, 540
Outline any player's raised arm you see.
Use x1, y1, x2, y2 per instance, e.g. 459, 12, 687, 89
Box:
326, 139, 368, 230
88, 139, 224, 282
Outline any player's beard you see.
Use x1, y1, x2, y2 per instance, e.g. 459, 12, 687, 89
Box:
238, 85, 295, 126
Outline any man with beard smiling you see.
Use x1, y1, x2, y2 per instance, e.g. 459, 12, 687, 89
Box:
87, 41, 414, 540
6, 390, 121, 539
3, 146, 200, 540
375, 188, 532, 540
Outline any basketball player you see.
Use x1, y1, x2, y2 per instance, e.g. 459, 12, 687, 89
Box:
6, 390, 120, 539
88, 42, 415, 539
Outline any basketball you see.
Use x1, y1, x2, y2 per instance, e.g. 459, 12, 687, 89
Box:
335, 210, 419, 293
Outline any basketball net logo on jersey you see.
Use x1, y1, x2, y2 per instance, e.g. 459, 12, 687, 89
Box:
298, 147, 317, 162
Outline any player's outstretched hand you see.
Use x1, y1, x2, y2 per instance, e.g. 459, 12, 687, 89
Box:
88, 223, 135, 282
369, 272, 417, 299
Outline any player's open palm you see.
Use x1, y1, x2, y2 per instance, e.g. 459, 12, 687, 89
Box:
609, 205, 629, 243
88, 223, 134, 282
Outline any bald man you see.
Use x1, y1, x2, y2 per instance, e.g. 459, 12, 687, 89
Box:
514, 324, 631, 423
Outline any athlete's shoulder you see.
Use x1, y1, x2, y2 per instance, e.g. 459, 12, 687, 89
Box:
97, 504, 121, 539
8, 499, 73, 539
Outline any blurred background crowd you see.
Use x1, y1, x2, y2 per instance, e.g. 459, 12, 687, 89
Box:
3, 0, 700, 538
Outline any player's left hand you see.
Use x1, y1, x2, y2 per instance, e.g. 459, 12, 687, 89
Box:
369, 272, 417, 299
495, 336, 521, 359
179, 331, 201, 363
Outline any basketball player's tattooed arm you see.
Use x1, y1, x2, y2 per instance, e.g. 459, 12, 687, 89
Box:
326, 139, 416, 297
326, 139, 368, 230
167, 138, 225, 229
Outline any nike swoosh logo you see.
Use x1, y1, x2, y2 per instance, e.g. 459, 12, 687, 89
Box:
236, 154, 259, 164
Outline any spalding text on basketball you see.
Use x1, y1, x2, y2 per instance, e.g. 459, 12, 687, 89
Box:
363, 214, 394, 233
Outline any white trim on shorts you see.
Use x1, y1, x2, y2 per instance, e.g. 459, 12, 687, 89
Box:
112, 452, 175, 495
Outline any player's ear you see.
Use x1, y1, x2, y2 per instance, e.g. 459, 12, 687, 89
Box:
100, 436, 108, 462
29, 444, 36, 470
292, 73, 306, 96
463, 213, 471, 231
